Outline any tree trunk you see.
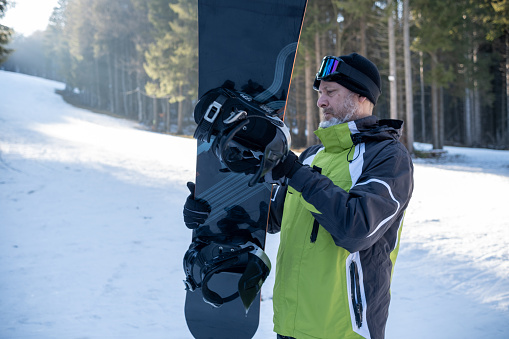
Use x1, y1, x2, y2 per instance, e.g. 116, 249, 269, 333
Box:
473, 84, 481, 146
177, 84, 184, 135
107, 54, 115, 113
305, 50, 316, 147
388, 0, 398, 120
113, 54, 120, 114
506, 32, 509, 147
419, 51, 426, 142
152, 96, 157, 130
360, 15, 367, 56
431, 82, 440, 149
431, 54, 440, 149
165, 99, 171, 132
295, 79, 306, 147
95, 57, 101, 108
121, 59, 128, 117
315, 30, 321, 74
403, 0, 413, 154
136, 71, 143, 122
464, 87, 472, 146
472, 42, 482, 146
439, 86, 444, 149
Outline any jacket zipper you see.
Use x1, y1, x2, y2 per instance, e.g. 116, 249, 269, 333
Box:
309, 165, 322, 244
349, 260, 363, 328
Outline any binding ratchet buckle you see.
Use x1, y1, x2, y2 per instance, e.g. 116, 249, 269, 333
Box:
193, 92, 228, 142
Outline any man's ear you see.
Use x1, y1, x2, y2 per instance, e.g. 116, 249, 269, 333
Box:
357, 95, 367, 103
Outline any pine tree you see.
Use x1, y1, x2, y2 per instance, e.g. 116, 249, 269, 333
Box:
45, 0, 71, 83
144, 0, 198, 134
412, 0, 463, 149
0, 0, 13, 64
485, 0, 509, 146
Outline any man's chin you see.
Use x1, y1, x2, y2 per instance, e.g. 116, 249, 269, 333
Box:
319, 117, 342, 128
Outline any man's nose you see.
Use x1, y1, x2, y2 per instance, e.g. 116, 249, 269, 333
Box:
317, 94, 327, 108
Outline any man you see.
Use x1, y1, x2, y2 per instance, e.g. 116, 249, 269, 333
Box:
185, 53, 414, 339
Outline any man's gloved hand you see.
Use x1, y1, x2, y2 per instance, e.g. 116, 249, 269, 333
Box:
264, 151, 302, 184
183, 182, 211, 229
221, 149, 259, 175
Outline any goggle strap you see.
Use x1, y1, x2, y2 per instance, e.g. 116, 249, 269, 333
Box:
338, 62, 380, 99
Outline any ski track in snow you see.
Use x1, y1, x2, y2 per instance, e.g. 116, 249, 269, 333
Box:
1, 71, 508, 338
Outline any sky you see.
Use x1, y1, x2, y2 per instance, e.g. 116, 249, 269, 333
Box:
0, 0, 59, 36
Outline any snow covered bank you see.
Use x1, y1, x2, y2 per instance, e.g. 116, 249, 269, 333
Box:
1, 71, 508, 338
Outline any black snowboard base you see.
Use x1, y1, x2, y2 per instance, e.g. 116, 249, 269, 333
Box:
185, 272, 261, 339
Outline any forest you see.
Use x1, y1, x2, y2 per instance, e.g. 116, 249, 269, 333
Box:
1, 0, 508, 151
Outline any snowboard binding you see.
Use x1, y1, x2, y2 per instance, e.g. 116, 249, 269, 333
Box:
193, 84, 291, 186
183, 238, 271, 312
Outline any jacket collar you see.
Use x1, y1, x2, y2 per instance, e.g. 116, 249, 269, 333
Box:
314, 121, 352, 153
314, 116, 403, 153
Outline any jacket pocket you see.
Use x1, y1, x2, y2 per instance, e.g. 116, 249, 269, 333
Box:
349, 260, 363, 329
346, 253, 371, 338
310, 219, 319, 243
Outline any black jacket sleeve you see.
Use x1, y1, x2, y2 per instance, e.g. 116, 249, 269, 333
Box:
266, 184, 286, 234
288, 140, 414, 253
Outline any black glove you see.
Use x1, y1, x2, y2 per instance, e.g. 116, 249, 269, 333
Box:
265, 151, 302, 183
220, 146, 260, 175
183, 182, 211, 229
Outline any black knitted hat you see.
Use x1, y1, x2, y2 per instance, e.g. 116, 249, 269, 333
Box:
322, 53, 382, 105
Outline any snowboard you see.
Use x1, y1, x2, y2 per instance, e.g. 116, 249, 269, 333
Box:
183, 1, 307, 338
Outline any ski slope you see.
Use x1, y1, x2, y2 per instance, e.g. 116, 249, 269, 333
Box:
1, 70, 508, 338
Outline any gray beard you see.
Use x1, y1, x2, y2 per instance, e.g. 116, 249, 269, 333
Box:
319, 92, 358, 128
319, 117, 344, 128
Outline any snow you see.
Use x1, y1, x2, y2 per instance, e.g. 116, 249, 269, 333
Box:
1, 70, 508, 338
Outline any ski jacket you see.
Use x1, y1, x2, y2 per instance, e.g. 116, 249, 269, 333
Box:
269, 116, 414, 339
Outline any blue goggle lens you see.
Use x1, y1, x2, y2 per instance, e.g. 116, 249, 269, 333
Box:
316, 56, 342, 80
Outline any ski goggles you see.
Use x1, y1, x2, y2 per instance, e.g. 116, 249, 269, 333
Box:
315, 56, 346, 80
313, 56, 380, 102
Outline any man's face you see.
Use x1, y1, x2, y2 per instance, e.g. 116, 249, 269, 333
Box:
316, 80, 359, 127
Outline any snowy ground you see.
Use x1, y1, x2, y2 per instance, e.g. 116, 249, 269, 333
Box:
1, 70, 508, 338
